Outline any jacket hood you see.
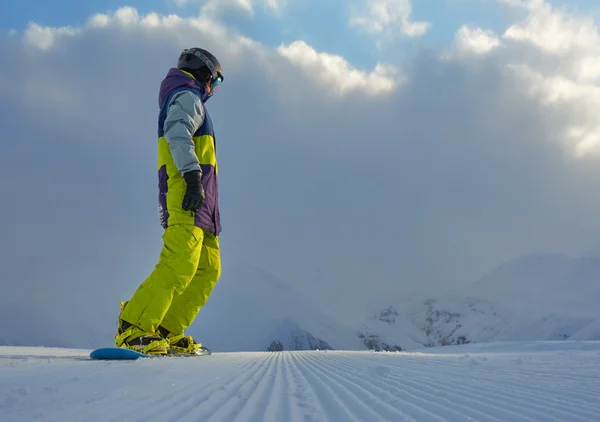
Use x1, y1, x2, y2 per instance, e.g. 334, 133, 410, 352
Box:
158, 68, 208, 106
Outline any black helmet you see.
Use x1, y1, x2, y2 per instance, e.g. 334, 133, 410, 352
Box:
177, 47, 224, 86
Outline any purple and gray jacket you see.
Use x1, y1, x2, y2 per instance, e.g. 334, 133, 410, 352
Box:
157, 68, 221, 236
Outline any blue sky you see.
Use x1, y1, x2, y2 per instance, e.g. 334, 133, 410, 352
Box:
0, 0, 564, 66
0, 0, 462, 69
2, 0, 600, 348
0, 0, 170, 30
2, 0, 597, 33
1, 0, 598, 68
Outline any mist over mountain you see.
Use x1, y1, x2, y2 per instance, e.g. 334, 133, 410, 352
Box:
2, 251, 599, 352
188, 262, 365, 352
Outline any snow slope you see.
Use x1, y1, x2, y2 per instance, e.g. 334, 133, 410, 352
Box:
2, 341, 599, 422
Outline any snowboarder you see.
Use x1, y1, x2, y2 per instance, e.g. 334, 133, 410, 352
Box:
114, 48, 225, 355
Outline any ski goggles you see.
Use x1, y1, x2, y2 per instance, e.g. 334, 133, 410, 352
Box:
211, 73, 224, 93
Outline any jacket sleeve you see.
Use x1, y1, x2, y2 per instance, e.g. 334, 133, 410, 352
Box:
162, 90, 205, 176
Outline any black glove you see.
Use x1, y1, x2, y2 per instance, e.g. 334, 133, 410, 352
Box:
182, 170, 205, 212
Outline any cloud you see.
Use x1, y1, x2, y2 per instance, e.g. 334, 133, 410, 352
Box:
452, 26, 502, 55
276, 40, 400, 96
494, 0, 600, 156
19, 9, 396, 99
502, 0, 599, 54
441, 0, 600, 157
350, 0, 430, 38
201, 0, 254, 16
24, 23, 79, 50
172, 0, 285, 17
507, 65, 600, 156
2, 2, 600, 347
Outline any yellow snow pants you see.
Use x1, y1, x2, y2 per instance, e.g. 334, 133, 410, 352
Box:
119, 224, 221, 335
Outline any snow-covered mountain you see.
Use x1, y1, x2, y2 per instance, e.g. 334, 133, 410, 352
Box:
189, 262, 365, 352
264, 318, 334, 351
411, 295, 512, 345
356, 296, 511, 349
355, 304, 431, 351
361, 252, 600, 348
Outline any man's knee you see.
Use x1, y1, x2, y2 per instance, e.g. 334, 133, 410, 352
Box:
204, 252, 221, 283
201, 231, 221, 282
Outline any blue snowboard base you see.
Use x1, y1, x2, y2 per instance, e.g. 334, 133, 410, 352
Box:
90, 347, 148, 360
89, 347, 212, 360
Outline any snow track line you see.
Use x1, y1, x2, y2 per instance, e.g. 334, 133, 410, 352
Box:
231, 351, 285, 422
178, 353, 275, 421
397, 352, 600, 383
367, 361, 557, 422
294, 351, 443, 422
221, 351, 289, 422
279, 347, 319, 421
2, 346, 599, 422
389, 356, 600, 422
152, 353, 267, 421
284, 348, 335, 421
247, 351, 293, 422
310, 352, 516, 422
338, 353, 600, 422
304, 352, 496, 422
291, 351, 397, 421
388, 354, 598, 422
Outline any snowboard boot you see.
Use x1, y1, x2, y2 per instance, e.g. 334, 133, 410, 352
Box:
157, 326, 212, 356
114, 301, 169, 355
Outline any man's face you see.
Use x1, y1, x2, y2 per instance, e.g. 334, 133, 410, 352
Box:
204, 79, 213, 96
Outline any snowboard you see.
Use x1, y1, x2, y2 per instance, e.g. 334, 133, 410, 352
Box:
89, 347, 211, 360
90, 347, 147, 360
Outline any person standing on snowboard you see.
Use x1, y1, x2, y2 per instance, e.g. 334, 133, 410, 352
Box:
115, 47, 225, 355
